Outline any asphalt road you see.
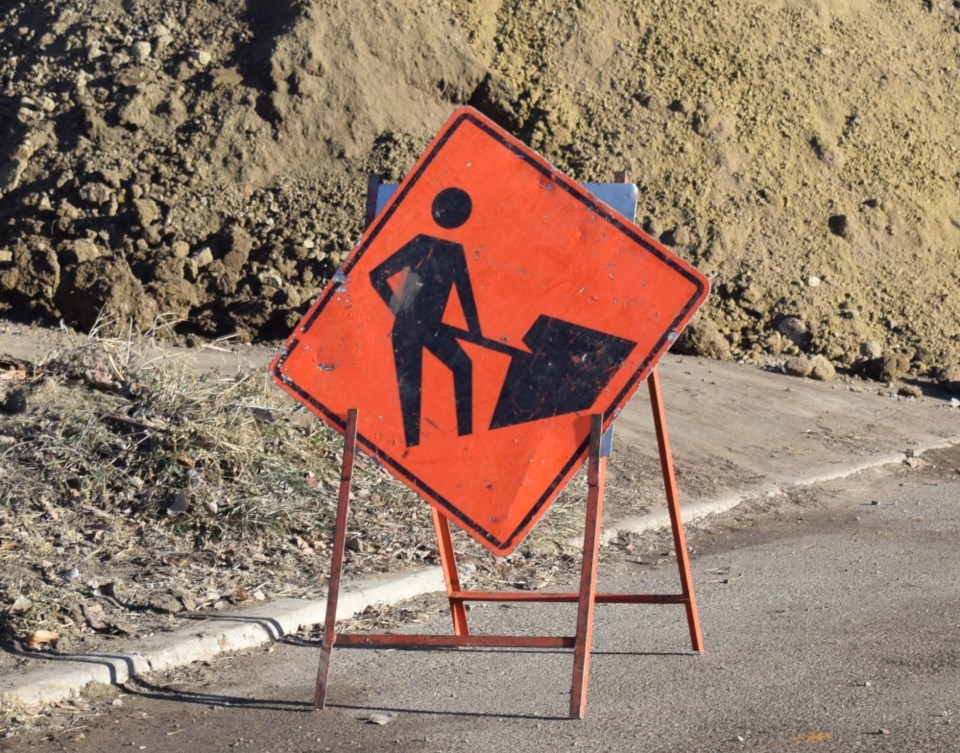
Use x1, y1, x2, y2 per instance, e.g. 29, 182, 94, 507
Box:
11, 449, 960, 753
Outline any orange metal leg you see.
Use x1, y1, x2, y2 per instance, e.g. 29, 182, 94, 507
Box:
569, 414, 606, 719
431, 508, 470, 636
312, 370, 701, 715
314, 409, 360, 710
648, 368, 704, 653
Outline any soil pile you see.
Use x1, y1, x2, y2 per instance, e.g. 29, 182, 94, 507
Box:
1, 0, 959, 379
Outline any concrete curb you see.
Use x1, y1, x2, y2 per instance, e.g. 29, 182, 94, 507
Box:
3, 435, 958, 709
0, 569, 444, 708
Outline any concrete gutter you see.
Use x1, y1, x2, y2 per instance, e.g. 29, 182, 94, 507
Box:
601, 435, 960, 543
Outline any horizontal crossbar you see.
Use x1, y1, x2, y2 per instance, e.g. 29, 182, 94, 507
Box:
448, 591, 691, 605
336, 633, 576, 649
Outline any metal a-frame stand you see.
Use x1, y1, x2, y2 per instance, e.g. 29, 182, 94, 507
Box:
311, 175, 703, 719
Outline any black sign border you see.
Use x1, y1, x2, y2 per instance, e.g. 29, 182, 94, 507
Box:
274, 109, 706, 553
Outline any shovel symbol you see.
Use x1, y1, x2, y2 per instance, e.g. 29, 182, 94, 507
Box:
450, 315, 637, 430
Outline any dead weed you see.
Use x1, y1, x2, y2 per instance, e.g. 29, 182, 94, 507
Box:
0, 320, 587, 663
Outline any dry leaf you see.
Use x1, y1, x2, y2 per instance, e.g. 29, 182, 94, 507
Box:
85, 364, 120, 392
25, 629, 59, 647
82, 603, 108, 630
0, 362, 29, 382
0, 388, 27, 414
783, 731, 833, 744
166, 492, 189, 517
345, 537, 367, 553
40, 495, 60, 521
249, 407, 276, 424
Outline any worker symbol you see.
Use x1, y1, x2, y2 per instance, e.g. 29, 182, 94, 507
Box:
371, 186, 640, 447
370, 187, 481, 447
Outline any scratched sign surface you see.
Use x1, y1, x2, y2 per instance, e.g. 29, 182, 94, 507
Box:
271, 107, 709, 555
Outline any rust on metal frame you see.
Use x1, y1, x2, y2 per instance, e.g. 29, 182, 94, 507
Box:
311, 391, 703, 719
314, 408, 359, 710
649, 367, 704, 653
432, 508, 469, 636
569, 413, 606, 718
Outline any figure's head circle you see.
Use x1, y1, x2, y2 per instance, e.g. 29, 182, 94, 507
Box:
432, 187, 472, 229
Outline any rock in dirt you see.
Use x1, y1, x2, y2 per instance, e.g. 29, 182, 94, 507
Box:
130, 41, 152, 62
56, 257, 159, 331
116, 85, 165, 129
861, 353, 911, 383
133, 197, 162, 227
783, 353, 834, 382
808, 355, 836, 382
673, 318, 732, 360
783, 355, 814, 379
191, 49, 212, 67
0, 158, 27, 195
222, 225, 254, 276
776, 317, 811, 349
78, 181, 113, 205
61, 239, 103, 264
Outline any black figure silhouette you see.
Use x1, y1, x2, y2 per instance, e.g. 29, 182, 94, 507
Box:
370, 187, 481, 447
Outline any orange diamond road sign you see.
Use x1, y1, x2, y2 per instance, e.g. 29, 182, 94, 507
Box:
271, 107, 709, 556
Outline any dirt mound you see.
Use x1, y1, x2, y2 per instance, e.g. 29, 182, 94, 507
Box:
1, 0, 959, 376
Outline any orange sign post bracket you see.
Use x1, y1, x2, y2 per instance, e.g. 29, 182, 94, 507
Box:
272, 107, 709, 718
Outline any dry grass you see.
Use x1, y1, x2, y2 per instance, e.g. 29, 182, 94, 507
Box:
0, 320, 414, 647
0, 318, 587, 675
2, 319, 340, 543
